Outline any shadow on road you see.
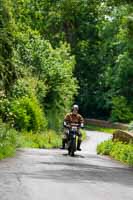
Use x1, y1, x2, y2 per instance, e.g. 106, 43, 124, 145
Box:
62, 153, 85, 158
26, 159, 133, 186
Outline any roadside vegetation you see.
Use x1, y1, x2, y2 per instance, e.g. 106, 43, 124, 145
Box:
97, 140, 133, 166
17, 130, 62, 149
0, 120, 62, 160
81, 130, 87, 140
18, 129, 86, 149
0, 120, 17, 159
85, 125, 116, 134
96, 121, 133, 166
0, 118, 87, 160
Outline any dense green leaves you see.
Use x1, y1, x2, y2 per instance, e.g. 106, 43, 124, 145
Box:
0, 120, 17, 159
97, 140, 133, 166
0, 0, 78, 131
15, 33, 77, 129
0, 0, 17, 91
111, 96, 133, 122
1, 0, 133, 129
97, 2, 133, 121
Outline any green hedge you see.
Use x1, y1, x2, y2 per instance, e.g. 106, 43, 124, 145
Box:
0, 96, 47, 132
97, 140, 133, 166
0, 120, 17, 160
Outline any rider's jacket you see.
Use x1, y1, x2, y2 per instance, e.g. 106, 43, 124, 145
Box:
64, 112, 84, 126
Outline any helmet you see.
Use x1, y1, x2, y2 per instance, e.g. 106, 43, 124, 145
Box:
72, 104, 79, 110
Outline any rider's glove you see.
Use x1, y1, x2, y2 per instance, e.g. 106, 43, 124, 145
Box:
63, 121, 69, 128
80, 123, 84, 129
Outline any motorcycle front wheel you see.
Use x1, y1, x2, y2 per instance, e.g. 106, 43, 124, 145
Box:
68, 138, 76, 157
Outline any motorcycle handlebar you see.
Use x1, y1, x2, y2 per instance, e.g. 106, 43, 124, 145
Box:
64, 123, 83, 129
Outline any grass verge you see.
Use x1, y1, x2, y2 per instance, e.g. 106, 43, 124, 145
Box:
85, 124, 116, 134
81, 129, 87, 140
0, 120, 17, 160
18, 129, 87, 149
97, 140, 133, 166
0, 119, 87, 160
17, 130, 62, 149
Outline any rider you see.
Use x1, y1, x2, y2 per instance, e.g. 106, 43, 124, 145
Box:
61, 104, 84, 151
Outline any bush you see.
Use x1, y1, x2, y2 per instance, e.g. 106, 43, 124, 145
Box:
0, 96, 47, 132
10, 77, 47, 104
16, 35, 77, 131
10, 96, 47, 132
97, 139, 133, 166
18, 130, 61, 149
0, 119, 17, 160
97, 140, 114, 155
111, 96, 133, 123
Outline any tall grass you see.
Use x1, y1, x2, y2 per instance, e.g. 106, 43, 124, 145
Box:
0, 120, 17, 160
86, 124, 116, 134
17, 130, 62, 149
97, 140, 133, 166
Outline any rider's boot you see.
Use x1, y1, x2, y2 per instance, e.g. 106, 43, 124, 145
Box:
77, 140, 82, 151
60, 139, 66, 149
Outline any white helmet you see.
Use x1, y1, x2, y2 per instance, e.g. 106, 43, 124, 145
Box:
72, 104, 79, 110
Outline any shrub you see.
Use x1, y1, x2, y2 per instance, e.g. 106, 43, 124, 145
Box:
0, 97, 12, 122
0, 95, 47, 132
0, 119, 17, 159
10, 77, 47, 104
10, 96, 47, 132
16, 35, 77, 131
111, 96, 133, 123
18, 130, 61, 149
97, 139, 133, 166
97, 140, 114, 155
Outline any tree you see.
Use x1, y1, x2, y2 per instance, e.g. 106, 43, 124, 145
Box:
0, 0, 17, 92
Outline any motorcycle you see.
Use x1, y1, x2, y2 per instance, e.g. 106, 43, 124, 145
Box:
67, 123, 79, 157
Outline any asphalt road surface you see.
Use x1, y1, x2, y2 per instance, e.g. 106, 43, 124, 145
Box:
0, 131, 133, 200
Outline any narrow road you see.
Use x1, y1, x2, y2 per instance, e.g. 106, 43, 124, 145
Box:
0, 131, 133, 200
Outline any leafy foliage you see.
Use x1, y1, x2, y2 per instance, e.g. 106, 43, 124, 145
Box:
10, 97, 47, 132
0, 96, 47, 132
18, 130, 62, 149
2, 0, 133, 123
111, 96, 133, 122
97, 139, 133, 166
0, 0, 78, 132
0, 0, 17, 91
0, 119, 17, 159
96, 2, 133, 120
16, 34, 77, 129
